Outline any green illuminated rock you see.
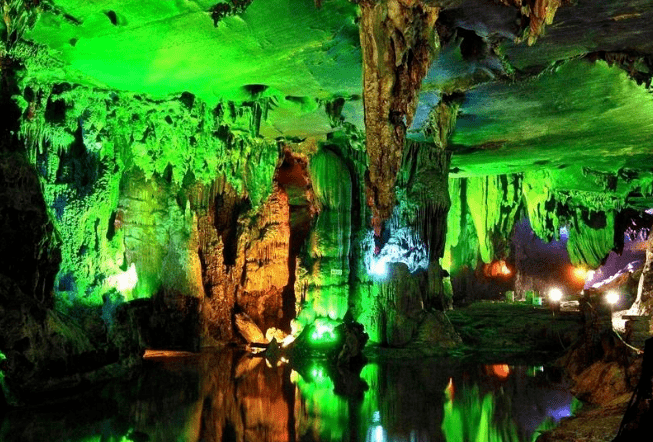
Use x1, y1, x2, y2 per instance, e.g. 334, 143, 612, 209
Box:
2, 0, 653, 407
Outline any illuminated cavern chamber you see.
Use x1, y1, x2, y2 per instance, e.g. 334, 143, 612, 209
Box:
2, 0, 653, 417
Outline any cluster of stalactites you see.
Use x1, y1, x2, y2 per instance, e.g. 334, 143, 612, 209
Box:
445, 169, 626, 274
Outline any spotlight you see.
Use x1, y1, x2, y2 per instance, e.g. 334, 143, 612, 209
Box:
548, 288, 563, 303
606, 290, 619, 306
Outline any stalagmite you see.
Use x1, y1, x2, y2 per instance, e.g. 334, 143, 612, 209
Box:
631, 229, 653, 315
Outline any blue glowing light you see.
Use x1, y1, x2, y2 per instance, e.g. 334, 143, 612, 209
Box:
365, 227, 429, 279
559, 226, 569, 240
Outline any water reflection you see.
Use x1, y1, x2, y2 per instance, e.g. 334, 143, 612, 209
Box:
0, 350, 574, 442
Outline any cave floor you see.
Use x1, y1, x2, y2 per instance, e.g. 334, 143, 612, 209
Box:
446, 301, 584, 363
536, 393, 630, 442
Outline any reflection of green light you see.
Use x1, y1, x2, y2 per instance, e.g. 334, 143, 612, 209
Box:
442, 384, 520, 442
73, 434, 134, 442
360, 363, 381, 437
0, 351, 6, 384
0, 350, 15, 406
295, 361, 348, 441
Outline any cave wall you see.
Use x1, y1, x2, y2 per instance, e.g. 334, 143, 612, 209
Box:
3, 60, 643, 360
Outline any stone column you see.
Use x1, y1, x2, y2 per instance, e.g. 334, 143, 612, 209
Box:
632, 229, 653, 316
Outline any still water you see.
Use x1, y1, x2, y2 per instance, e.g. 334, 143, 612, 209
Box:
0, 349, 575, 442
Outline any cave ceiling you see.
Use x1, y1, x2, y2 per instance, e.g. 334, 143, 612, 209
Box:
19, 0, 653, 211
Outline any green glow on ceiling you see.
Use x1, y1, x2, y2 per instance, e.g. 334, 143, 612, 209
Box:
26, 0, 362, 104
451, 60, 653, 177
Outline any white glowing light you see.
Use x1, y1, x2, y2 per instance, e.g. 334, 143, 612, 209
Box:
364, 227, 429, 279
109, 263, 138, 293
559, 226, 569, 239
606, 290, 620, 305
586, 270, 595, 280
369, 259, 387, 278
548, 288, 563, 302
282, 334, 296, 348
371, 425, 386, 442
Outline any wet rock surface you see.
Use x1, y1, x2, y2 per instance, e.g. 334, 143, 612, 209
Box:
536, 394, 630, 442
448, 301, 583, 359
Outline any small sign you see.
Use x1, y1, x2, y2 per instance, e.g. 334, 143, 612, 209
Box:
330, 269, 343, 276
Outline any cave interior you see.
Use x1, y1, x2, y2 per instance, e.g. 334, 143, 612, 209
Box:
1, 0, 653, 441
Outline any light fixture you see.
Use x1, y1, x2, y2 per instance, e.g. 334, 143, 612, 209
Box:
606, 290, 619, 306
548, 288, 563, 303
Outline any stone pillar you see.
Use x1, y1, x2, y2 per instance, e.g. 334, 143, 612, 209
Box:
639, 232, 653, 307
631, 229, 653, 316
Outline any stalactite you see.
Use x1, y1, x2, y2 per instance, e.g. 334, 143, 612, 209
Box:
522, 170, 560, 242
566, 208, 615, 268
497, 0, 567, 45
466, 174, 523, 263
358, 0, 440, 229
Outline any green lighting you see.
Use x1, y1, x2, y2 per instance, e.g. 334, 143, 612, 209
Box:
442, 383, 520, 442
25, 0, 361, 104
310, 318, 338, 343
294, 362, 349, 441
0, 350, 13, 407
